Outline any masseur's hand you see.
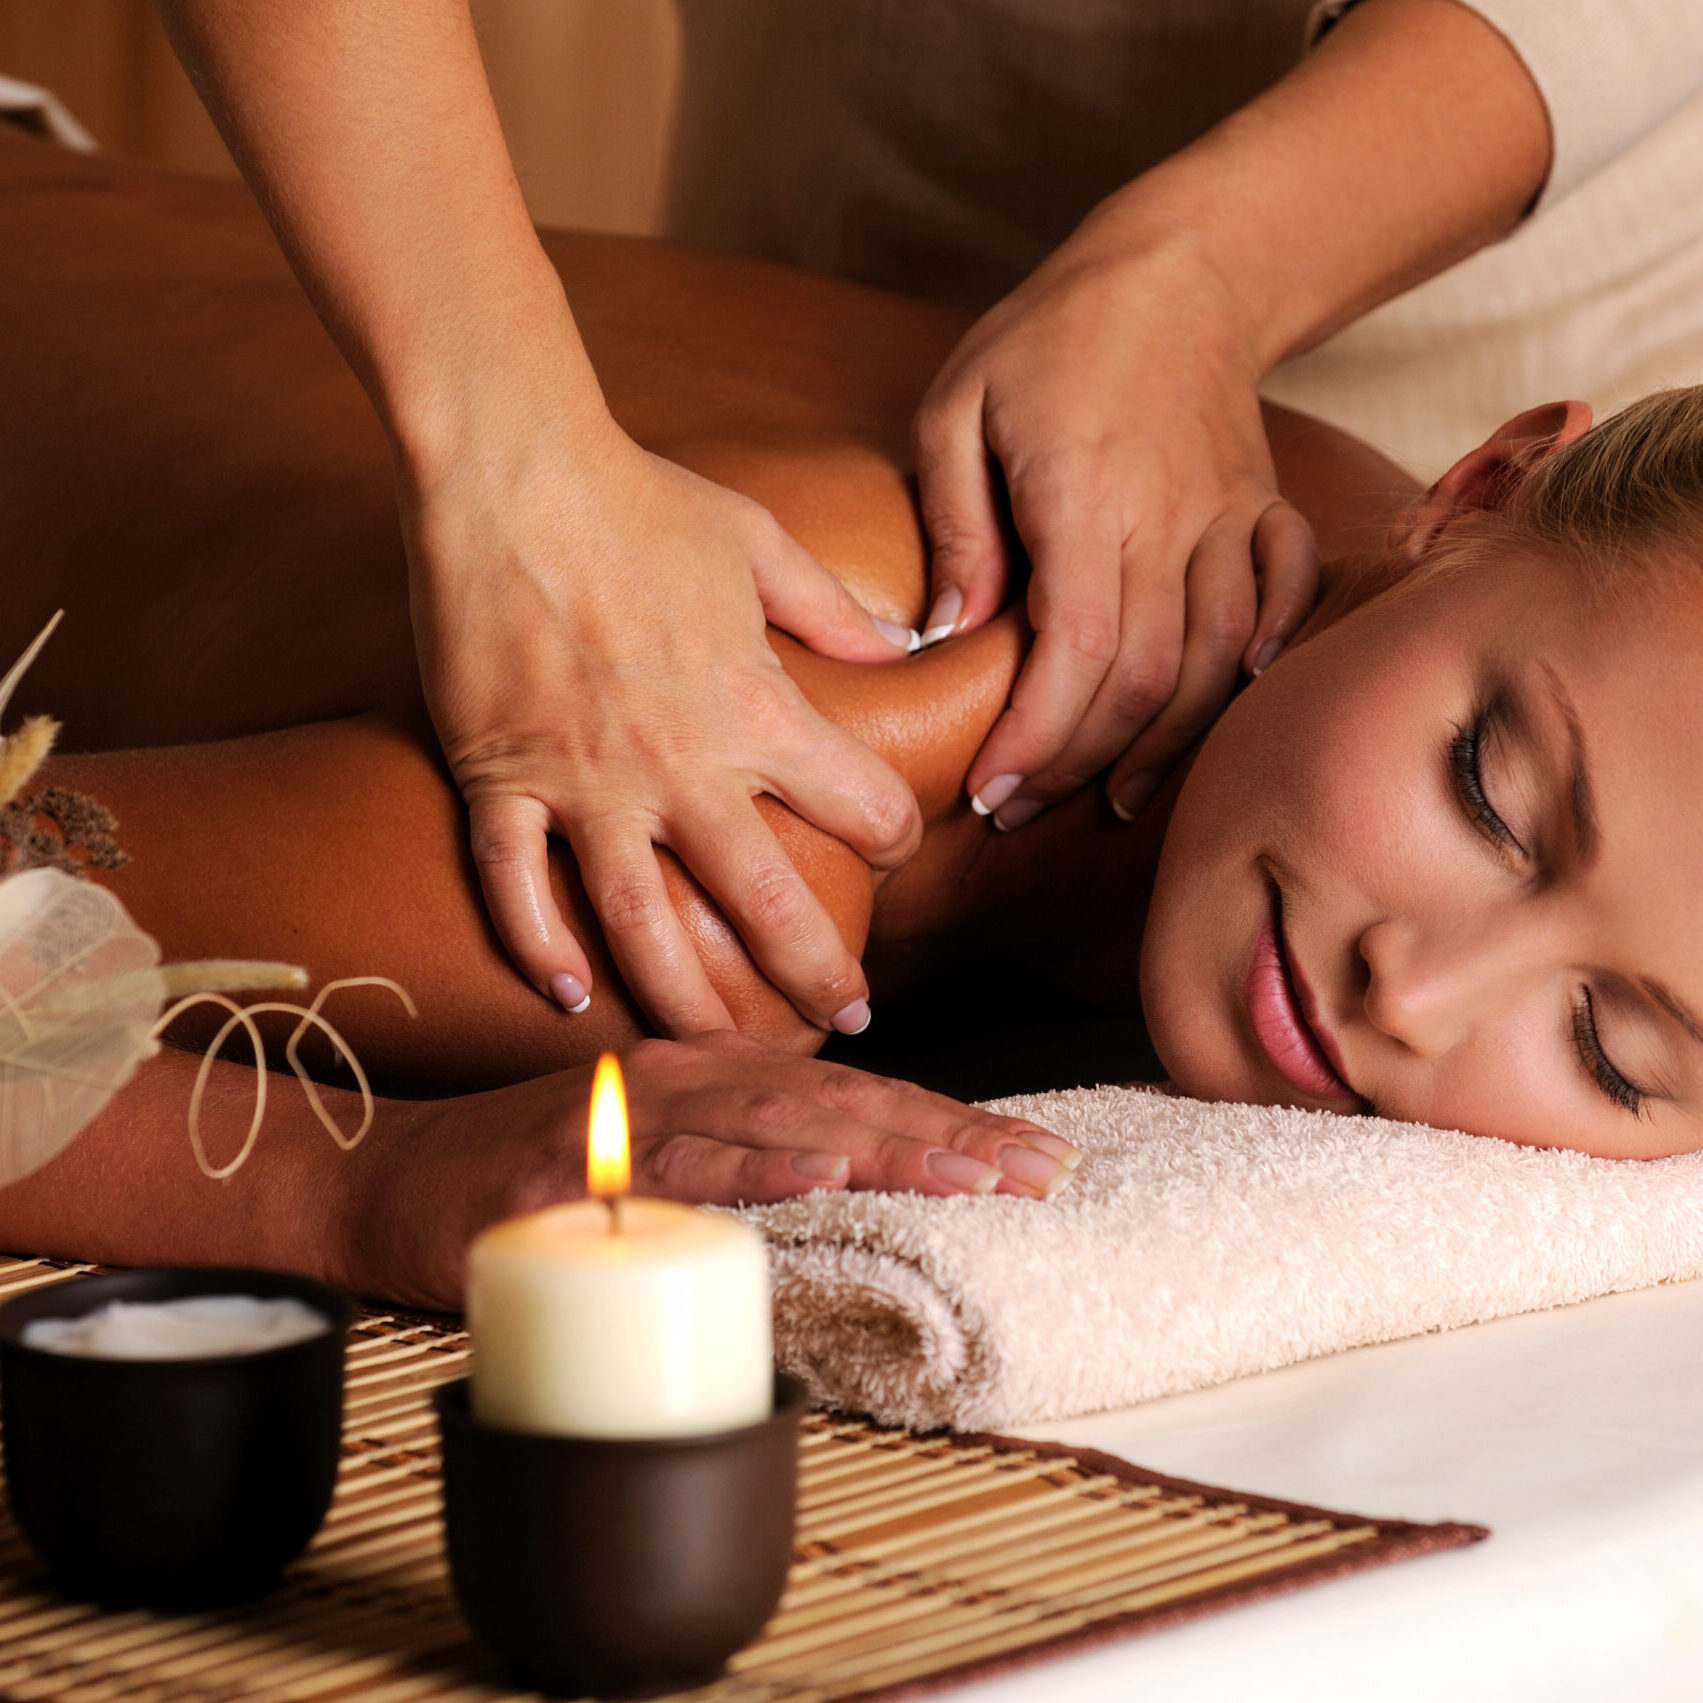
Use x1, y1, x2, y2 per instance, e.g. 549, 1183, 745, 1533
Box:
344, 1033, 1081, 1310
412, 412, 922, 1039
915, 236, 1318, 831
913, 0, 1556, 831
155, 0, 922, 1043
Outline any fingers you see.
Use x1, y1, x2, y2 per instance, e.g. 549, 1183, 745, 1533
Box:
634, 1132, 854, 1207
962, 481, 1131, 825
1106, 512, 1260, 820
468, 791, 597, 1013
1001, 508, 1204, 822
764, 707, 923, 871
750, 521, 921, 661
637, 1034, 1083, 1202
913, 383, 1011, 643
1241, 501, 1320, 678
965, 492, 1314, 832
569, 817, 736, 1038
670, 805, 872, 1035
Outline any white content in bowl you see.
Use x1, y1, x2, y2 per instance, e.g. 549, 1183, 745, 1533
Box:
21, 1295, 330, 1360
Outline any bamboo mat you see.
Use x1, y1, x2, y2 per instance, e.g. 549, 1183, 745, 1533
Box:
0, 1256, 1484, 1701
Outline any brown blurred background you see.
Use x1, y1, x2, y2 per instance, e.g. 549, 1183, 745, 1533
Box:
0, 0, 680, 232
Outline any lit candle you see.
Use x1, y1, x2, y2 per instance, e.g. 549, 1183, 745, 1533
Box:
467, 1055, 774, 1438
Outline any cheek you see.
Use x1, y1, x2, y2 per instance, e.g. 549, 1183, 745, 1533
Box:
1155, 636, 1429, 913
1140, 613, 1471, 1085
1373, 1016, 1644, 1156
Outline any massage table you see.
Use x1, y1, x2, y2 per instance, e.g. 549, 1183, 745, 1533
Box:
959, 1275, 1703, 1701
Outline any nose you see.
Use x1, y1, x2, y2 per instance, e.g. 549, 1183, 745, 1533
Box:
1357, 913, 1547, 1059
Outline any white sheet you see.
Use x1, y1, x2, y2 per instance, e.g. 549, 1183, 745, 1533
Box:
952, 1276, 1703, 1701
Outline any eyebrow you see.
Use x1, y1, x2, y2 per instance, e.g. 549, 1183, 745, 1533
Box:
1643, 976, 1703, 1052
1536, 664, 1599, 867
1528, 667, 1703, 1070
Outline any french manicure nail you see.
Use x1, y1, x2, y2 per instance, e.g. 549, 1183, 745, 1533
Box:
920, 587, 963, 648
993, 797, 1044, 833
831, 998, 872, 1035
874, 616, 923, 653
550, 973, 591, 1014
925, 1149, 1002, 1194
995, 1145, 1070, 1193
971, 772, 1024, 817
1249, 637, 1284, 677
1021, 1130, 1083, 1168
791, 1151, 850, 1184
1110, 771, 1156, 823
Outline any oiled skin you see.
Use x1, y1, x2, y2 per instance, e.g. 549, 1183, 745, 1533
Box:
0, 127, 1415, 1093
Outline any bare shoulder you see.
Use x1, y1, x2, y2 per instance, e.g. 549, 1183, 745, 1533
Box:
1262, 400, 1422, 561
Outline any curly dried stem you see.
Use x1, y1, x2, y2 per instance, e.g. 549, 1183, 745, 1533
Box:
154, 976, 415, 1181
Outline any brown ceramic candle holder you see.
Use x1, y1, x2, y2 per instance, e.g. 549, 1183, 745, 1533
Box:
0, 1266, 352, 1611
434, 1373, 807, 1698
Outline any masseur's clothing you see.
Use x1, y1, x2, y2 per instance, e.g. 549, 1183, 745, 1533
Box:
664, 0, 1703, 475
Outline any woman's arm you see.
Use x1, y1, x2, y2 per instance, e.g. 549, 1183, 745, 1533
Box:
152, 0, 921, 1042
0, 1033, 1068, 1309
39, 714, 874, 1094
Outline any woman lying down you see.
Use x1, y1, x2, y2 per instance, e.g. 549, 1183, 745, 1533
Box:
1, 131, 1699, 1311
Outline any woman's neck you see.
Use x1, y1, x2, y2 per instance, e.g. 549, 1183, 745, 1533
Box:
860, 547, 1394, 1011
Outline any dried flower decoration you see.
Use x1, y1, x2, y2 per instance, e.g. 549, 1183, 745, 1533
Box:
0, 613, 410, 1186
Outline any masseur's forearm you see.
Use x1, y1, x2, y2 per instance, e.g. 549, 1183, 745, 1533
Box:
1076, 0, 1551, 369
153, 0, 606, 477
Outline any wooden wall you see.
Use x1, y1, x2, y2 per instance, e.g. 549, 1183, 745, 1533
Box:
0, 0, 679, 233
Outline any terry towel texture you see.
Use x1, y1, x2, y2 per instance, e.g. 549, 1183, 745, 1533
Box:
739, 1087, 1703, 1431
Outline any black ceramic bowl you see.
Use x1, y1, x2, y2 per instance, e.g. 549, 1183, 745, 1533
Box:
436, 1373, 806, 1698
0, 1266, 351, 1610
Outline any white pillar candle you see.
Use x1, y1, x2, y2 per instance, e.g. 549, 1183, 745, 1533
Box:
467, 1197, 773, 1438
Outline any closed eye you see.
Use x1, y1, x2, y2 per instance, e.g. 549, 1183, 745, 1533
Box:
1449, 717, 1524, 855
1572, 988, 1649, 1117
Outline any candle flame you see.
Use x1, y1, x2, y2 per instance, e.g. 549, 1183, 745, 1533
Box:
587, 1052, 631, 1202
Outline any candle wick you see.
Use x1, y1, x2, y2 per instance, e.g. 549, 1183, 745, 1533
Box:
604, 1195, 621, 1236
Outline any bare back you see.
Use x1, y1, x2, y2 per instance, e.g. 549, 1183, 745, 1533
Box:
0, 128, 1416, 1092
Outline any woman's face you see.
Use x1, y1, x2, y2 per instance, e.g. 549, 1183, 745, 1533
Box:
1141, 545, 1703, 1158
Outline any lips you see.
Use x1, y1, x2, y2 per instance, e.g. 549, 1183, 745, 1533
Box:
1245, 884, 1353, 1104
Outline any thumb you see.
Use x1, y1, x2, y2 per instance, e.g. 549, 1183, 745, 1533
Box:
914, 388, 1011, 647
751, 528, 921, 662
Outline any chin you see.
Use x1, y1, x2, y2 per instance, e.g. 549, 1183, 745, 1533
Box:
1139, 952, 1249, 1102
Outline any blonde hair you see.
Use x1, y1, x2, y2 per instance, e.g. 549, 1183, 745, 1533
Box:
1501, 386, 1703, 570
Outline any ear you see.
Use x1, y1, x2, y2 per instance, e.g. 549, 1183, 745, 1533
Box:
1387, 400, 1594, 572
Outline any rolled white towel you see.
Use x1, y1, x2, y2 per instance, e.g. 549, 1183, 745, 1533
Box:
738, 1085, 1703, 1431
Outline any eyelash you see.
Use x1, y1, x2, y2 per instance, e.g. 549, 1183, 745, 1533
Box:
1450, 717, 1647, 1116
1572, 990, 1645, 1116
1448, 719, 1521, 853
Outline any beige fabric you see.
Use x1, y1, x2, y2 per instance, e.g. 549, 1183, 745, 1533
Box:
1310, 0, 1703, 206
665, 1, 1703, 475
1277, 1, 1703, 474
738, 1085, 1703, 1431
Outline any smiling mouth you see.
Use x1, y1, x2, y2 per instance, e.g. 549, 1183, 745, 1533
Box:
1245, 881, 1355, 1105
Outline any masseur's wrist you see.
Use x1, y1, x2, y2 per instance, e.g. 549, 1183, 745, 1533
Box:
378, 281, 625, 521
1055, 0, 1551, 377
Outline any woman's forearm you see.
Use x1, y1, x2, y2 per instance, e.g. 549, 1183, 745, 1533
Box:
0, 1043, 367, 1278
153, 0, 611, 479
1068, 0, 1552, 371
0, 1035, 1071, 1311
